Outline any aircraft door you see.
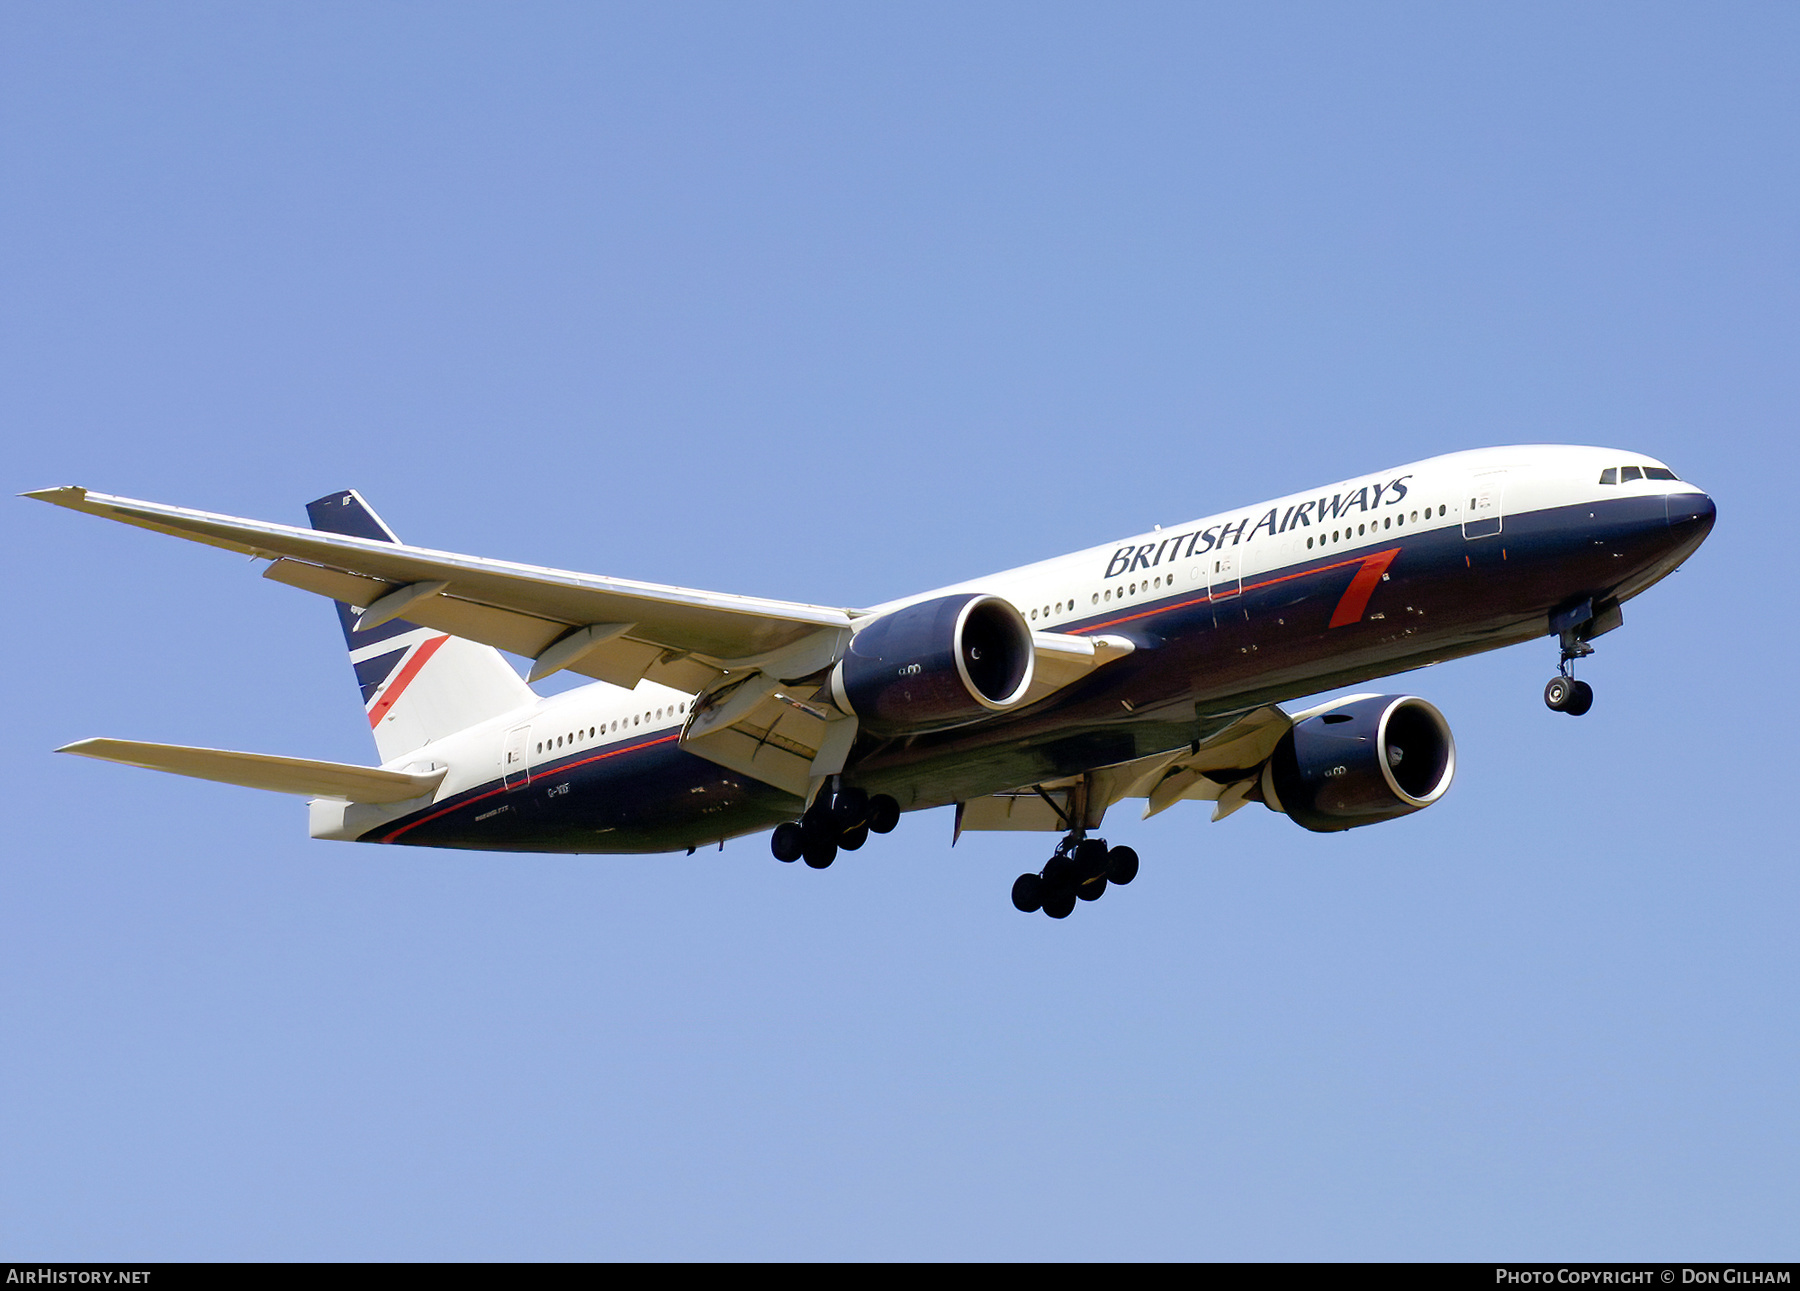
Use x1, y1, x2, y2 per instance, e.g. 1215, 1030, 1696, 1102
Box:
503, 723, 532, 789
1209, 549, 1242, 600
1463, 472, 1506, 539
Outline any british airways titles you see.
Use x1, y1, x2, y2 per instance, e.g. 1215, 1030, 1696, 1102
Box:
1102, 475, 1415, 579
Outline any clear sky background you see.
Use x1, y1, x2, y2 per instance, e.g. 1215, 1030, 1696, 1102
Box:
3, 2, 1795, 1261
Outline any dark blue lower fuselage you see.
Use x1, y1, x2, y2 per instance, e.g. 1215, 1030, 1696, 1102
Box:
368, 491, 1712, 853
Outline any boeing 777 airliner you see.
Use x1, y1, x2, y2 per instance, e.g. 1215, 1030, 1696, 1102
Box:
30, 444, 1714, 918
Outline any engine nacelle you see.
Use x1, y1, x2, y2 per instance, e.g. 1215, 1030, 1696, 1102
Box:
1261, 695, 1456, 833
831, 593, 1035, 735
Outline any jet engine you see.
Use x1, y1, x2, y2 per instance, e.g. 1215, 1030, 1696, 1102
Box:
1261, 695, 1456, 832
831, 593, 1034, 735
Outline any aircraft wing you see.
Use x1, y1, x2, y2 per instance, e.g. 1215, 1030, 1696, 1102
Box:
26, 486, 855, 693
958, 694, 1407, 834
58, 738, 446, 803
956, 704, 1297, 833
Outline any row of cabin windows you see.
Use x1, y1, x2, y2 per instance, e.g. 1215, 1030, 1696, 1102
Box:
1110, 571, 1172, 604
1045, 501, 1458, 616
1027, 582, 1186, 618
1305, 504, 1447, 550
536, 701, 688, 755
1084, 571, 1179, 608
1021, 572, 1189, 617
1599, 465, 1678, 484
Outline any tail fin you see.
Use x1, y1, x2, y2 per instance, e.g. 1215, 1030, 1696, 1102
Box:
307, 490, 535, 762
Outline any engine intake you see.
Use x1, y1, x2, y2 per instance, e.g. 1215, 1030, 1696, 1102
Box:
1261, 695, 1456, 832
832, 593, 1034, 735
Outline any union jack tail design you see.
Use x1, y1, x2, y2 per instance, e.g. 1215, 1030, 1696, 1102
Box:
307, 491, 534, 763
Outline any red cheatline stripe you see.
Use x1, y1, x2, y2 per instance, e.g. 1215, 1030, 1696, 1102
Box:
1328, 548, 1400, 629
379, 732, 681, 842
366, 634, 451, 728
1071, 548, 1398, 635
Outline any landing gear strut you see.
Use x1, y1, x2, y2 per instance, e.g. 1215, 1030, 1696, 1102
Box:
1011, 832, 1138, 919
1544, 611, 1597, 717
769, 780, 901, 868
1543, 598, 1613, 717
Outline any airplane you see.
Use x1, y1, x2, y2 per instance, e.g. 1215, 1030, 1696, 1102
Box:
28, 444, 1714, 919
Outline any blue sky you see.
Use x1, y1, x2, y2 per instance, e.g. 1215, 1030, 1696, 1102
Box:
3, 2, 1795, 1259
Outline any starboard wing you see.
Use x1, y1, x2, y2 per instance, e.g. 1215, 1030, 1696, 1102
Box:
26, 486, 855, 694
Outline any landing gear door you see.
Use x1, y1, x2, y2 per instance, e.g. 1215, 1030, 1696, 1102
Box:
503, 724, 532, 789
1209, 549, 1242, 600
1463, 472, 1506, 539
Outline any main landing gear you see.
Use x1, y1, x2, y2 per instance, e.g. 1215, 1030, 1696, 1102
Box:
1010, 833, 1139, 919
769, 784, 902, 869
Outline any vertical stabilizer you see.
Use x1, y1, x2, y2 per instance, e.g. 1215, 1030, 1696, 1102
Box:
307, 491, 535, 763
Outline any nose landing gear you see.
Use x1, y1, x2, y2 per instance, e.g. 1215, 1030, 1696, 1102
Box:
1543, 599, 1611, 717
1011, 833, 1139, 919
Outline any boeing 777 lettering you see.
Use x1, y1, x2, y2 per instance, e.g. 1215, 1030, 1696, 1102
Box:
29, 444, 1715, 919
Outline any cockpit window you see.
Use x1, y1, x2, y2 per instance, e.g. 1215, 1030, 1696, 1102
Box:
1602, 464, 1680, 484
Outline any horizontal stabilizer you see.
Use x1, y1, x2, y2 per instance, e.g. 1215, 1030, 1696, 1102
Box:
57, 738, 446, 803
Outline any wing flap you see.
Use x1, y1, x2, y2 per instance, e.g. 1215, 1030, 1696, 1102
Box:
677, 700, 819, 800
1141, 706, 1293, 818
58, 738, 446, 803
676, 678, 860, 801
957, 790, 1072, 833
264, 558, 565, 656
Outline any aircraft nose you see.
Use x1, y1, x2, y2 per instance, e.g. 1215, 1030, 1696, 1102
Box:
1666, 489, 1716, 539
